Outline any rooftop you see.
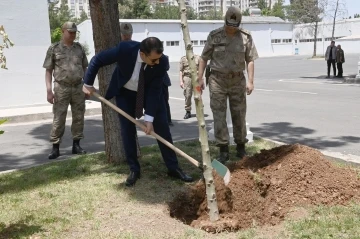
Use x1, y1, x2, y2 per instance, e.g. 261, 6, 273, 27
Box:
79, 16, 288, 26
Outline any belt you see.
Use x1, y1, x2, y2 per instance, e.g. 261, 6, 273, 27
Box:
55, 80, 82, 87
211, 70, 242, 79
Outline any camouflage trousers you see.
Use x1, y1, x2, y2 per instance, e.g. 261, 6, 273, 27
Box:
183, 76, 193, 111
209, 72, 247, 146
50, 82, 86, 144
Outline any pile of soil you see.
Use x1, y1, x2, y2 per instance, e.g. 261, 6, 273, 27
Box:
168, 144, 360, 232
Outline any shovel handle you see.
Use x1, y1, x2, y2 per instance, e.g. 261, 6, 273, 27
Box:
92, 91, 201, 168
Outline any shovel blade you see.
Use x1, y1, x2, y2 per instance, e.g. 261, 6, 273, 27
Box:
211, 159, 231, 186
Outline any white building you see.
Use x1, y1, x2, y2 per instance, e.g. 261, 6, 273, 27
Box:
240, 0, 276, 11
293, 18, 360, 56
78, 16, 294, 62
197, 0, 240, 16
0, 0, 51, 108
55, 0, 90, 19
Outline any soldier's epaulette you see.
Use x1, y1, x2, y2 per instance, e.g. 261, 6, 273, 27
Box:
74, 42, 84, 49
239, 28, 251, 35
209, 27, 223, 36
49, 42, 60, 50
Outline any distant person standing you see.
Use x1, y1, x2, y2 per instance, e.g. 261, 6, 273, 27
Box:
179, 54, 200, 119
120, 22, 133, 41
336, 44, 345, 78
43, 22, 88, 159
325, 41, 336, 78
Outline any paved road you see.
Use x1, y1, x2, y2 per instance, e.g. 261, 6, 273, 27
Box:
1, 54, 359, 172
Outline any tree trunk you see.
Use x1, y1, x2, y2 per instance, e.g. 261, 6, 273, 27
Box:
313, 21, 318, 57
89, 0, 126, 164
332, 0, 339, 40
178, 0, 220, 222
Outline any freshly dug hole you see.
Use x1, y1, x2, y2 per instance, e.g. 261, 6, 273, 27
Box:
169, 144, 360, 232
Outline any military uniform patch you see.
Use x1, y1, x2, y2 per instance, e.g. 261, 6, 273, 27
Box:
214, 36, 221, 43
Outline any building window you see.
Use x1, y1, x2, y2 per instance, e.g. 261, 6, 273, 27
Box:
271, 39, 281, 44
166, 41, 179, 46
200, 40, 207, 45
282, 39, 292, 43
191, 40, 198, 46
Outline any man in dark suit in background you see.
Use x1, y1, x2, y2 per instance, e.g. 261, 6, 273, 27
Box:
82, 37, 193, 186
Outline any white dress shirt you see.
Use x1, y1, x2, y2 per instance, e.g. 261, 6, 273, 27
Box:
85, 51, 153, 122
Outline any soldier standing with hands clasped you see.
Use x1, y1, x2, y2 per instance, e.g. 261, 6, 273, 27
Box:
43, 22, 88, 160
197, 6, 259, 163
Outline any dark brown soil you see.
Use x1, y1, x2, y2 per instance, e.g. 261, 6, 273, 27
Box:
169, 144, 360, 232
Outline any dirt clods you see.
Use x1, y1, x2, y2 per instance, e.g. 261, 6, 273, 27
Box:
169, 144, 360, 232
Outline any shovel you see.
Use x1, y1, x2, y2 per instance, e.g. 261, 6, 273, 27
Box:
92, 91, 231, 185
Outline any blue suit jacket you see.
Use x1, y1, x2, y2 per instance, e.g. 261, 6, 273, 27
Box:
83, 41, 169, 118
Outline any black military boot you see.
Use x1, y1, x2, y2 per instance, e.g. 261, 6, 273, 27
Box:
72, 140, 86, 154
48, 144, 60, 160
217, 145, 229, 164
183, 111, 191, 119
236, 143, 247, 159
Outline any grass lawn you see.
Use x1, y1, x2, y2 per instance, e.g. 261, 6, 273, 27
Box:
1, 138, 359, 239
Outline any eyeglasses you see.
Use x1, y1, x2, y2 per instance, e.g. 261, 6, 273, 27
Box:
146, 55, 161, 63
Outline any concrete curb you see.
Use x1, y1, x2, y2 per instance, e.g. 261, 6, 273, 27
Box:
0, 100, 102, 124
1, 136, 359, 176
344, 77, 360, 84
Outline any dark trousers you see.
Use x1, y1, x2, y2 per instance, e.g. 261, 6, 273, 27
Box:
163, 85, 172, 123
327, 59, 336, 77
337, 63, 343, 77
115, 87, 179, 173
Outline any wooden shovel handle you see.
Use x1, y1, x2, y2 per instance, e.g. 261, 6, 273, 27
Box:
92, 91, 201, 168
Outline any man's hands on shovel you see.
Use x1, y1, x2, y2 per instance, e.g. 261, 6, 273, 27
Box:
83, 85, 96, 99
82, 85, 153, 135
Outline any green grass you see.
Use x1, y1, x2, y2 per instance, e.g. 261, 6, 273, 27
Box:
287, 204, 360, 239
0, 138, 359, 239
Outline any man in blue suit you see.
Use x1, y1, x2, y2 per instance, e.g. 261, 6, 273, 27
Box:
82, 37, 193, 187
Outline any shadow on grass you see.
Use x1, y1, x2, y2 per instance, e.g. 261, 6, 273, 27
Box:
0, 139, 275, 206
0, 216, 43, 239
0, 153, 120, 195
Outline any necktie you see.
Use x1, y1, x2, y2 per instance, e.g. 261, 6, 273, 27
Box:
135, 62, 146, 119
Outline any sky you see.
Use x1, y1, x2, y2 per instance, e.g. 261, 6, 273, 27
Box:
283, 0, 360, 18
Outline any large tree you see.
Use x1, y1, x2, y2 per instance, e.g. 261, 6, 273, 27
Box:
288, 0, 327, 57
271, 0, 286, 20
152, 4, 197, 20
48, 0, 76, 43
88, 0, 126, 164
325, 0, 347, 39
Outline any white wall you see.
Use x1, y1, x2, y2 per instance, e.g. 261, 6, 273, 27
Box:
0, 0, 51, 108
294, 19, 360, 56
77, 19, 295, 63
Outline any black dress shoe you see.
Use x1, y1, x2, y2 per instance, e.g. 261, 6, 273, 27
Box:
167, 168, 193, 182
125, 171, 141, 187
48, 144, 60, 160
168, 121, 174, 126
72, 140, 86, 154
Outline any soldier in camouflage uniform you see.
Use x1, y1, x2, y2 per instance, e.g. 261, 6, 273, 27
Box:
43, 22, 88, 160
179, 54, 200, 119
197, 7, 259, 163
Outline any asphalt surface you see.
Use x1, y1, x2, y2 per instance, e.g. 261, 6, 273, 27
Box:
1, 54, 359, 172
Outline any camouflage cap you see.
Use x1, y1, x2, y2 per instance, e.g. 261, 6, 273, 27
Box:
62, 21, 77, 32
225, 6, 242, 27
120, 23, 133, 35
